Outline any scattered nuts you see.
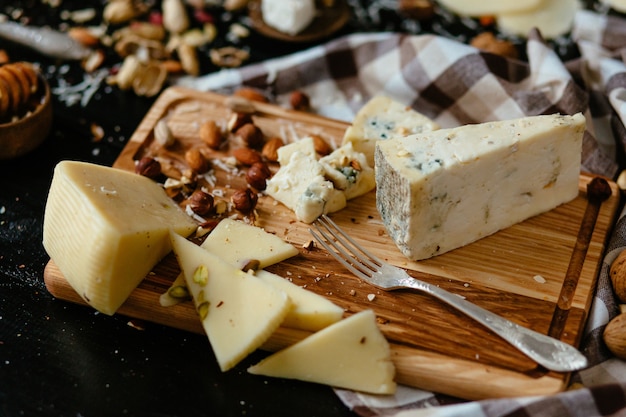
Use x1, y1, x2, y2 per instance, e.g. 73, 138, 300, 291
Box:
261, 137, 284, 162
233, 87, 268, 103
470, 32, 518, 59
246, 162, 271, 190
103, 0, 139, 24
310, 134, 332, 156
154, 118, 175, 148
227, 112, 253, 132
610, 250, 626, 303
177, 43, 200, 76
162, 0, 189, 34
187, 190, 214, 215
233, 147, 263, 166
231, 188, 258, 213
135, 156, 162, 179
67, 27, 101, 47
82, 49, 106, 73
210, 46, 250, 68
132, 60, 167, 97
199, 120, 223, 149
290, 90, 310, 111
225, 96, 256, 114
603, 313, 626, 360
185, 148, 210, 173
235, 123, 264, 148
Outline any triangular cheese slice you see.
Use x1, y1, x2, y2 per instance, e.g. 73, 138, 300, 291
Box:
255, 270, 344, 332
170, 233, 291, 371
248, 309, 396, 394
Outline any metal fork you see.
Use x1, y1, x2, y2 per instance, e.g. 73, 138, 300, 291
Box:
310, 215, 588, 373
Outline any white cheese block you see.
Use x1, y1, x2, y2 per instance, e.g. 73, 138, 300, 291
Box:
42, 160, 197, 315
261, 0, 316, 36
248, 309, 396, 394
200, 218, 299, 270
170, 233, 291, 371
435, 0, 543, 16
255, 270, 344, 331
375, 113, 585, 260
342, 95, 439, 167
496, 0, 579, 39
319, 142, 376, 200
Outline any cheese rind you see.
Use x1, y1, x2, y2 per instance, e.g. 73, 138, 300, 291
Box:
42, 160, 197, 315
170, 233, 291, 372
342, 96, 439, 167
248, 309, 396, 394
375, 113, 585, 260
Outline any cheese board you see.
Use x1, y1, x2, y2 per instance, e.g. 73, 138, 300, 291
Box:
44, 86, 621, 401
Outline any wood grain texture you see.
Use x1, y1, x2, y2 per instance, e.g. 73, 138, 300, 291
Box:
44, 87, 621, 401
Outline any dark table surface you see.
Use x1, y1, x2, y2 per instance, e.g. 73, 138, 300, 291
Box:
0, 1, 611, 416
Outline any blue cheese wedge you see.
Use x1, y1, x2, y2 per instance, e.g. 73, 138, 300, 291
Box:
375, 113, 586, 260
170, 233, 291, 372
342, 95, 439, 166
42, 160, 197, 315
248, 309, 396, 395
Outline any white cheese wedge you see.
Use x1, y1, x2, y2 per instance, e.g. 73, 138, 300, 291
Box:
496, 0, 579, 39
42, 160, 197, 315
277, 136, 316, 166
319, 142, 376, 200
200, 218, 299, 270
170, 233, 291, 371
255, 270, 344, 331
261, 0, 316, 36
248, 309, 396, 394
342, 96, 439, 166
435, 0, 543, 16
375, 113, 585, 260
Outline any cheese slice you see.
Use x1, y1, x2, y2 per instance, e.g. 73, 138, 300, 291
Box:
255, 270, 344, 331
496, 0, 579, 39
200, 218, 299, 270
248, 309, 396, 394
42, 160, 197, 315
342, 96, 439, 166
170, 233, 291, 371
375, 113, 585, 260
435, 0, 543, 16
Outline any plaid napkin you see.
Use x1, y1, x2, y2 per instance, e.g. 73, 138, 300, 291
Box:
177, 8, 626, 417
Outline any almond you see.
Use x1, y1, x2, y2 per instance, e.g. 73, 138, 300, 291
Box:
185, 147, 210, 173
68, 27, 101, 47
199, 120, 223, 149
233, 147, 263, 166
310, 134, 332, 156
261, 137, 283, 162
233, 87, 268, 103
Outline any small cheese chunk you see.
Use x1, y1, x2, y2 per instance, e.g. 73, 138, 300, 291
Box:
436, 0, 543, 16
255, 270, 344, 331
201, 218, 299, 270
277, 137, 316, 166
170, 233, 291, 371
248, 309, 396, 394
261, 0, 316, 36
43, 160, 197, 315
375, 113, 585, 260
319, 142, 375, 200
295, 177, 347, 223
342, 96, 439, 167
497, 0, 579, 39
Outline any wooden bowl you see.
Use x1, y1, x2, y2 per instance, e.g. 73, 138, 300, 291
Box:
0, 70, 52, 160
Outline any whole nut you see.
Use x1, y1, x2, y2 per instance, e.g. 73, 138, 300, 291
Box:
187, 190, 214, 215
233, 147, 263, 166
261, 137, 283, 162
610, 250, 626, 303
233, 87, 267, 103
135, 156, 162, 179
235, 123, 264, 148
67, 27, 101, 47
199, 120, 223, 149
231, 188, 258, 213
246, 162, 271, 190
227, 112, 253, 132
185, 148, 210, 173
603, 313, 626, 360
311, 134, 332, 156
290, 91, 310, 111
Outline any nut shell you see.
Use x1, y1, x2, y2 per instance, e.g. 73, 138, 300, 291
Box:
603, 313, 626, 360
610, 250, 626, 303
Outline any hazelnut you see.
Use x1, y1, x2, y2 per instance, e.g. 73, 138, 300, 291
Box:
227, 112, 253, 132
231, 188, 258, 213
187, 190, 214, 215
233, 147, 263, 166
246, 162, 271, 190
199, 120, 223, 150
235, 123, 264, 148
135, 157, 162, 179
185, 148, 210, 173
290, 91, 310, 111
233, 87, 268, 103
311, 134, 332, 156
261, 137, 283, 162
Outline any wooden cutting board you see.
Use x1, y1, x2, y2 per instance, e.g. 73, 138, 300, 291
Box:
44, 87, 621, 401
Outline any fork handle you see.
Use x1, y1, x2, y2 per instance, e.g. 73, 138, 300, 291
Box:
412, 281, 588, 372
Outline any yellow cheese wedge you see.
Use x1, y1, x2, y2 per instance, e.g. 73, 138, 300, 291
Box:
200, 218, 299, 270
255, 270, 344, 331
170, 233, 291, 371
496, 0, 579, 39
248, 309, 397, 395
42, 160, 197, 315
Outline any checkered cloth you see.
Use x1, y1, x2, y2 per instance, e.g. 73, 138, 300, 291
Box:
178, 8, 626, 417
